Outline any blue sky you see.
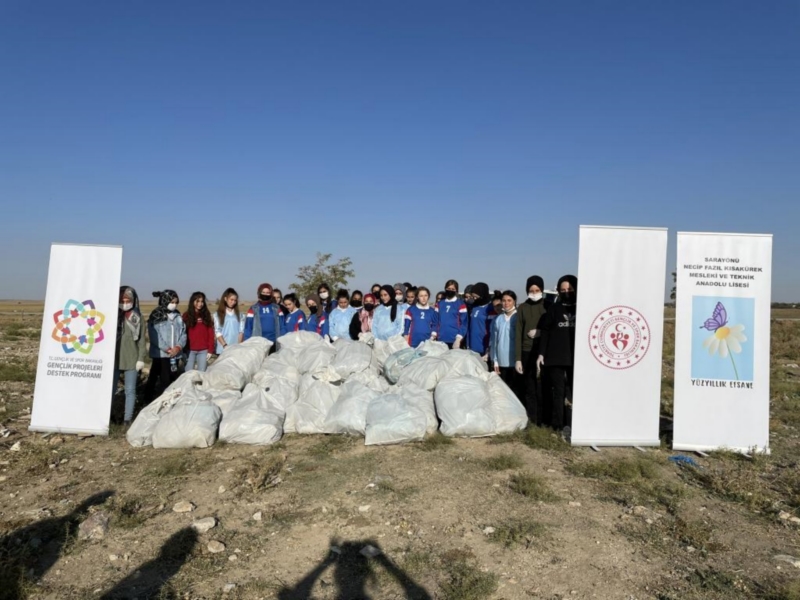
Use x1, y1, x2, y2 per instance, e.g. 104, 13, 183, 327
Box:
1, 1, 798, 302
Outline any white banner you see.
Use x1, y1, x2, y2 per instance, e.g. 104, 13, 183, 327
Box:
30, 244, 123, 435
571, 226, 668, 446
673, 232, 772, 453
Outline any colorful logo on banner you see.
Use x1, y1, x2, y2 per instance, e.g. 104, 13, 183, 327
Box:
589, 306, 649, 370
691, 297, 754, 382
51, 299, 106, 355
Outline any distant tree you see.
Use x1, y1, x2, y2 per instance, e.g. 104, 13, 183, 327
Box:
670, 271, 677, 301
292, 253, 355, 300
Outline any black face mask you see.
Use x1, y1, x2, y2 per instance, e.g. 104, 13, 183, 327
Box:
309, 305, 319, 315
364, 303, 375, 312
465, 298, 475, 305
446, 291, 457, 299
259, 294, 271, 302
351, 300, 363, 308
559, 291, 577, 304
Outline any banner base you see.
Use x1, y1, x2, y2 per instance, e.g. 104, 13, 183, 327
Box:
29, 426, 109, 436
672, 442, 770, 455
571, 438, 661, 448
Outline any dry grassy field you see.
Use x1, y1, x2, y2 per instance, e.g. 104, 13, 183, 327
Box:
0, 303, 799, 599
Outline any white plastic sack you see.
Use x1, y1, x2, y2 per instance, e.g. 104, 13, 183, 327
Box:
206, 389, 242, 415
348, 369, 391, 393
285, 380, 341, 434
373, 335, 409, 369
253, 360, 301, 386
204, 337, 271, 390
435, 376, 495, 437
277, 330, 326, 351
267, 346, 302, 369
218, 383, 284, 445
297, 343, 337, 375
416, 339, 449, 357
399, 383, 438, 435
151, 388, 222, 449
323, 380, 379, 435
397, 356, 450, 391
365, 394, 428, 446
383, 348, 418, 384
487, 373, 528, 433
331, 339, 373, 378
260, 375, 300, 411
127, 372, 201, 447
440, 350, 490, 380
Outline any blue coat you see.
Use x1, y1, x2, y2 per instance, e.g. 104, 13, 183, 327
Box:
328, 306, 357, 340
490, 312, 517, 368
372, 304, 404, 340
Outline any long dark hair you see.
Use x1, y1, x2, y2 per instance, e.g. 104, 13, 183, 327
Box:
216, 288, 240, 327
186, 291, 213, 328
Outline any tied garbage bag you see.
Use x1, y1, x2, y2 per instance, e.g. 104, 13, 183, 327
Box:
297, 343, 337, 375
253, 360, 301, 386
285, 379, 342, 434
331, 339, 373, 378
323, 380, 380, 435
348, 369, 391, 393
373, 335, 408, 369
440, 350, 489, 380
415, 339, 449, 357
435, 376, 495, 437
261, 375, 300, 411
218, 383, 285, 445
127, 372, 203, 447
397, 356, 450, 391
365, 394, 428, 446
206, 389, 242, 415
399, 383, 438, 435
383, 348, 420, 384
204, 337, 271, 390
486, 373, 528, 433
151, 387, 222, 449
277, 330, 327, 351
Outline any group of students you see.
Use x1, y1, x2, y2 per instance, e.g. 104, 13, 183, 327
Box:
114, 276, 579, 432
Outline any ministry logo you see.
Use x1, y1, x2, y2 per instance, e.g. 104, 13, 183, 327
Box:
51, 299, 106, 355
589, 306, 650, 370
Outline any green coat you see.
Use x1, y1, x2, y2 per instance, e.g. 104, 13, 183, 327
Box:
115, 315, 147, 371
515, 300, 547, 361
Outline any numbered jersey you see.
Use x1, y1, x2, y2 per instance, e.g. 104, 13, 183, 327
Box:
404, 305, 438, 347
434, 299, 468, 344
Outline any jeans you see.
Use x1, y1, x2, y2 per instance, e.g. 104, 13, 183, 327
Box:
144, 357, 182, 405
113, 368, 138, 422
185, 350, 208, 372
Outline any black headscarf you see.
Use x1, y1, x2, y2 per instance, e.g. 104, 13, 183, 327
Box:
557, 275, 578, 306
117, 286, 142, 341
149, 290, 178, 324
380, 284, 398, 322
471, 282, 491, 306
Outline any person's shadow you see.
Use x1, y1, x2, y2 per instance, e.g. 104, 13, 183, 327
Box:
277, 539, 431, 600
0, 490, 114, 600
100, 527, 198, 599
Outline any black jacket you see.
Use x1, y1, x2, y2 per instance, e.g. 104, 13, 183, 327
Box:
538, 302, 576, 367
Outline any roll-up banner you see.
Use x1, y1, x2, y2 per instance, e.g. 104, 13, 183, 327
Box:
571, 226, 668, 447
30, 243, 123, 435
673, 232, 772, 453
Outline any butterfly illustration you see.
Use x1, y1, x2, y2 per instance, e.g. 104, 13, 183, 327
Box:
700, 302, 727, 332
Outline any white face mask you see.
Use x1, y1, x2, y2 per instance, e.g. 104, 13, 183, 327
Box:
528, 293, 543, 302
119, 302, 133, 311
319, 292, 329, 300
395, 295, 404, 303
167, 303, 177, 311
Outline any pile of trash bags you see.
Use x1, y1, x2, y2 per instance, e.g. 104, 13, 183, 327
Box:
127, 331, 528, 449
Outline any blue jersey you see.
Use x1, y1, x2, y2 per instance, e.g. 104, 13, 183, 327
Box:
305, 312, 329, 337
403, 305, 438, 347
284, 309, 306, 333
467, 303, 496, 355
243, 302, 286, 343
435, 298, 468, 344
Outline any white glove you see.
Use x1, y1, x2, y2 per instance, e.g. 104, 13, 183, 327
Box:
135, 361, 144, 372
515, 361, 524, 375
536, 355, 544, 373
527, 329, 538, 339
481, 354, 488, 363
493, 364, 500, 374
453, 337, 462, 349
430, 332, 437, 339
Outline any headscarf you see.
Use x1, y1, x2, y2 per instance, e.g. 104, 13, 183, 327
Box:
526, 276, 545, 293
117, 286, 142, 341
359, 294, 376, 331
557, 275, 578, 305
257, 282, 273, 303
471, 282, 491, 306
393, 282, 407, 297
305, 293, 321, 308
381, 284, 398, 322
149, 290, 178, 324
363, 293, 377, 307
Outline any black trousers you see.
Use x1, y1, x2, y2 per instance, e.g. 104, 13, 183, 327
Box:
497, 366, 522, 402
144, 357, 182, 404
545, 365, 573, 429
521, 345, 542, 423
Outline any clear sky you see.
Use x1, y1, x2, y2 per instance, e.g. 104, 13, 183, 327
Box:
1, 1, 798, 302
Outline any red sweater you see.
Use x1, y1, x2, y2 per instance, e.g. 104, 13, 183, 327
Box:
182, 314, 216, 353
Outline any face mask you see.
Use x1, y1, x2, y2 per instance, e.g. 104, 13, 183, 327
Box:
119, 302, 133, 311
351, 300, 363, 308
528, 293, 543, 302
319, 292, 329, 300
395, 295, 404, 303
503, 306, 514, 314
259, 294, 271, 302
167, 303, 177, 311
364, 303, 375, 312
559, 291, 576, 304
446, 291, 457, 299
465, 298, 475, 305
309, 306, 319, 315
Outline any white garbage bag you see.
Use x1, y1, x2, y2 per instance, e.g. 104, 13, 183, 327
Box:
331, 339, 373, 378
435, 375, 495, 437
253, 360, 301, 386
218, 383, 285, 445
284, 380, 342, 434
206, 389, 242, 415
323, 380, 379, 435
373, 335, 408, 369
416, 339, 449, 357
277, 330, 326, 351
348, 369, 391, 393
267, 346, 302, 369
487, 373, 528, 433
127, 372, 200, 447
397, 356, 450, 391
383, 348, 419, 384
440, 349, 489, 380
204, 337, 271, 390
297, 343, 337, 375
365, 394, 428, 446
399, 383, 438, 435
151, 388, 222, 449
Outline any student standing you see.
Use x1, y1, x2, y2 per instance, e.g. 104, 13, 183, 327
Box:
243, 283, 286, 349
434, 279, 468, 349
213, 288, 245, 354
282, 293, 306, 332
372, 285, 404, 340
491, 290, 519, 393
515, 276, 548, 422
350, 290, 364, 309
114, 286, 146, 425
182, 292, 215, 372
537, 275, 578, 431
304, 294, 329, 338
328, 289, 357, 341
144, 290, 186, 404
466, 282, 496, 360
404, 286, 438, 347
350, 293, 376, 340
317, 283, 335, 314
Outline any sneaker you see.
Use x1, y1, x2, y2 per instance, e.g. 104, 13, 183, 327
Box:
561, 426, 571, 441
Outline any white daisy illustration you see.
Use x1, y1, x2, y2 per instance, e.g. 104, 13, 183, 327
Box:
700, 302, 747, 380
